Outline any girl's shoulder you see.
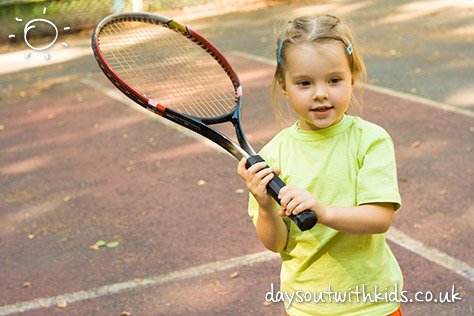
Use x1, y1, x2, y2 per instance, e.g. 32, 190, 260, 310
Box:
348, 116, 397, 163
349, 116, 393, 142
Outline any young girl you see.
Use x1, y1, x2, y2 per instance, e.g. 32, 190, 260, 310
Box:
237, 15, 403, 316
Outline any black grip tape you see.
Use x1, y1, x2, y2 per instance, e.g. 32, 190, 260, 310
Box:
245, 155, 317, 231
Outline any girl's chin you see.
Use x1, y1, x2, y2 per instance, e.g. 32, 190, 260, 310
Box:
299, 117, 340, 131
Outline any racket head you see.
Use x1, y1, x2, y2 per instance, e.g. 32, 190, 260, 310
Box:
91, 12, 243, 123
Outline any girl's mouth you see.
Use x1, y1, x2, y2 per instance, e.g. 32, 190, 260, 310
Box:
311, 106, 334, 114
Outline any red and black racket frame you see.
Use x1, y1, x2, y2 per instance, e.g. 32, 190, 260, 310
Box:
92, 12, 317, 231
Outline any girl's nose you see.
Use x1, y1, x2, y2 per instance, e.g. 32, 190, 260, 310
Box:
313, 84, 328, 101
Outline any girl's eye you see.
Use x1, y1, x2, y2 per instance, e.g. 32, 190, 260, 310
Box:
329, 78, 341, 84
298, 81, 311, 86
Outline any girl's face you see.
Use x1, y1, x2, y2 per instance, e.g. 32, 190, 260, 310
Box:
280, 41, 354, 131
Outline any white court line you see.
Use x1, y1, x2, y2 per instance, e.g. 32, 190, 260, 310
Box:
1, 230, 471, 315
1, 71, 472, 315
387, 227, 474, 282
0, 251, 279, 316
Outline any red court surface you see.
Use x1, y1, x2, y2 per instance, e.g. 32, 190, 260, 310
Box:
1, 51, 473, 316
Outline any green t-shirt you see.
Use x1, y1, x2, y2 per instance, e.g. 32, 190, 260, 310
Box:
248, 115, 403, 316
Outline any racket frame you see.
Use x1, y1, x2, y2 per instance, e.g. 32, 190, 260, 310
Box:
92, 12, 254, 161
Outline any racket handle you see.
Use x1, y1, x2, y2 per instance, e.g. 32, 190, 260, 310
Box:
245, 155, 317, 231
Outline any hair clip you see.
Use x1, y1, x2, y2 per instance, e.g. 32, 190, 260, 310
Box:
346, 42, 353, 55
277, 39, 284, 63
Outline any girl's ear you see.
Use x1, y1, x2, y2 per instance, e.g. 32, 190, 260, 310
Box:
351, 75, 357, 86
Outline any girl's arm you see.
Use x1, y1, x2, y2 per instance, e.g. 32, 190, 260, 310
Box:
255, 204, 289, 252
318, 203, 394, 234
238, 159, 288, 252
278, 185, 395, 235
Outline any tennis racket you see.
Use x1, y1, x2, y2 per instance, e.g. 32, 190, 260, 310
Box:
91, 12, 317, 231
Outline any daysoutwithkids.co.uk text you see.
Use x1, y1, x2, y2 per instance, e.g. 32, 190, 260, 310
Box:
265, 283, 462, 308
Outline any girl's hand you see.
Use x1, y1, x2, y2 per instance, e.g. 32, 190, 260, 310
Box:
237, 158, 280, 211
278, 185, 323, 218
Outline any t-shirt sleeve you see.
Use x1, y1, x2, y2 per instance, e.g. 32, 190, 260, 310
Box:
357, 131, 402, 210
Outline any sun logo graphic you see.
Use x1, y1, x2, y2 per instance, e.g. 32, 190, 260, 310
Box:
9, 7, 70, 60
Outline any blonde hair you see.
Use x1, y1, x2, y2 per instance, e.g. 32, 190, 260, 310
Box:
271, 14, 366, 124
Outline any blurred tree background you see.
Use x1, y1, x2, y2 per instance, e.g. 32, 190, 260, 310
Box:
1, 0, 271, 45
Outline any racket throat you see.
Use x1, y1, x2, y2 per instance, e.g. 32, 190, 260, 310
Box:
231, 115, 256, 156
163, 112, 202, 133
235, 124, 255, 156
162, 110, 249, 160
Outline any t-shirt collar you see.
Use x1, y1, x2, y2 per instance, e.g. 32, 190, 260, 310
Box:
290, 115, 353, 141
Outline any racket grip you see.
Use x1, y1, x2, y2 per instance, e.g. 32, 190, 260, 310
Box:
245, 155, 317, 231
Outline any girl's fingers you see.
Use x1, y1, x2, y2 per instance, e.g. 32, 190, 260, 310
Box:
278, 184, 293, 200
278, 186, 315, 216
252, 165, 275, 185
278, 186, 296, 208
259, 171, 275, 187
247, 161, 270, 176
237, 158, 247, 178
273, 168, 281, 176
284, 197, 301, 216
238, 159, 271, 183
288, 200, 309, 216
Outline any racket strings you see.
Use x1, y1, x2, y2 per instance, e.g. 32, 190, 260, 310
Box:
188, 36, 238, 89
97, 20, 237, 119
